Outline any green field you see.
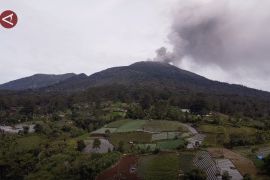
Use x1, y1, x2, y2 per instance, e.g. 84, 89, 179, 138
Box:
90, 127, 117, 134
115, 120, 146, 132
15, 135, 46, 152
105, 119, 131, 128
157, 139, 185, 150
138, 153, 180, 180
137, 144, 157, 151
178, 152, 196, 173
109, 131, 152, 150
94, 120, 187, 135
152, 132, 181, 141
199, 125, 257, 135
143, 120, 187, 132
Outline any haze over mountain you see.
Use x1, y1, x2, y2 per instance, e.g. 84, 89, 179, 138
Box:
1, 61, 269, 99
0, 73, 76, 91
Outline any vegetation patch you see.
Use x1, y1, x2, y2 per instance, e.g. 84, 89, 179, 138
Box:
143, 120, 186, 132
115, 120, 146, 132
152, 132, 181, 141
15, 135, 46, 152
109, 131, 152, 151
178, 152, 196, 173
136, 144, 157, 151
157, 139, 185, 150
138, 153, 180, 180
105, 119, 131, 128
90, 127, 117, 134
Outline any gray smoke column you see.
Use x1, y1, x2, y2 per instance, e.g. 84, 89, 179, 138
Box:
155, 0, 270, 76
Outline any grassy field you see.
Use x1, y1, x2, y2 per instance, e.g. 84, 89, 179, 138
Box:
94, 119, 187, 134
157, 139, 185, 150
15, 135, 47, 152
151, 132, 181, 141
115, 120, 146, 132
138, 153, 180, 180
109, 131, 152, 150
178, 152, 196, 173
137, 144, 157, 151
199, 125, 257, 135
142, 120, 187, 132
199, 124, 258, 146
90, 127, 117, 134
105, 119, 131, 128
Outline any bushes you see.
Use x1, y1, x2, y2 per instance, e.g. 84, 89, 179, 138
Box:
184, 169, 207, 180
77, 140, 86, 152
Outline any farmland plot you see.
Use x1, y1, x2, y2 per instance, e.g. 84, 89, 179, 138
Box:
138, 153, 180, 180
151, 132, 180, 141
116, 120, 146, 132
143, 120, 187, 132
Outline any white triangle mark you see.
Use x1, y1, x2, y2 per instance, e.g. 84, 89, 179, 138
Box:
2, 13, 14, 26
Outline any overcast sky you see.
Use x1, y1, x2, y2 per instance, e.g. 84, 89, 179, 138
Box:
1, 0, 270, 91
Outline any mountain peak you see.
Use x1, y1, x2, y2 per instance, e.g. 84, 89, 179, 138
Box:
0, 73, 77, 91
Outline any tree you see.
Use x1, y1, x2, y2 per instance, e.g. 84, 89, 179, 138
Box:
126, 104, 144, 119
77, 140, 86, 152
93, 139, 101, 149
190, 99, 210, 115
184, 169, 207, 180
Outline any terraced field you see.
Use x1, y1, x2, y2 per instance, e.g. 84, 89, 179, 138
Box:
91, 120, 195, 152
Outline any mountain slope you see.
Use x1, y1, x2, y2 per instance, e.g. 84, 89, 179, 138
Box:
45, 61, 270, 98
0, 73, 76, 91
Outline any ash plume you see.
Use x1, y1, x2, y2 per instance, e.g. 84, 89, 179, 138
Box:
154, 0, 270, 77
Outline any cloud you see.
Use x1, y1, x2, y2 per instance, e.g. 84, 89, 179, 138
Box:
154, 0, 270, 90
0, 0, 177, 84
